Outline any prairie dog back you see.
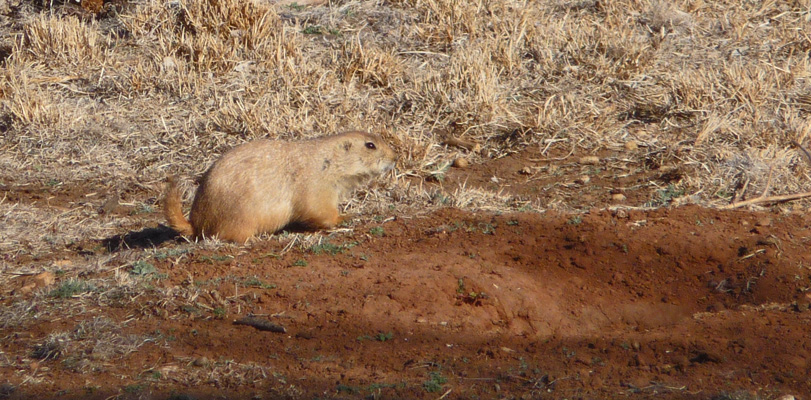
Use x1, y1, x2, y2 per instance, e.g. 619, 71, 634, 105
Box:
164, 131, 397, 242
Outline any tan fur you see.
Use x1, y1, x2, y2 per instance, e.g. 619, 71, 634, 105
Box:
163, 131, 397, 243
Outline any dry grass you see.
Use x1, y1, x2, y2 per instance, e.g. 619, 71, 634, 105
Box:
0, 0, 809, 256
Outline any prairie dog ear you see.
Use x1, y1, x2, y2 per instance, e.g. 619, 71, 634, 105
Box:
343, 141, 352, 151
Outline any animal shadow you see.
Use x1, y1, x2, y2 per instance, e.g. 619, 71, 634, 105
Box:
102, 225, 181, 252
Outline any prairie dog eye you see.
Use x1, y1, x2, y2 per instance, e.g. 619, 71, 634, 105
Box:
365, 142, 377, 150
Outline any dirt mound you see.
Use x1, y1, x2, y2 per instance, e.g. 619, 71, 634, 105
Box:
3, 206, 809, 399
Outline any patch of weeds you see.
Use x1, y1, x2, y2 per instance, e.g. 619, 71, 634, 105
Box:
199, 255, 233, 264
507, 219, 519, 226
46, 178, 62, 187
130, 203, 155, 215
251, 252, 280, 263
422, 371, 447, 393
50, 279, 96, 298
193, 277, 224, 287
336, 384, 358, 394
287, 2, 304, 10
309, 240, 357, 255
129, 260, 165, 280
715, 189, 733, 201
369, 226, 385, 237
302, 25, 322, 34
477, 222, 496, 234
213, 308, 226, 318
644, 184, 685, 207
367, 382, 400, 391
567, 215, 582, 225
431, 192, 451, 205
180, 305, 200, 315
357, 331, 394, 342
153, 248, 190, 260
358, 253, 369, 261
292, 259, 308, 267
428, 163, 451, 182
123, 384, 145, 393
455, 278, 488, 305
241, 276, 276, 289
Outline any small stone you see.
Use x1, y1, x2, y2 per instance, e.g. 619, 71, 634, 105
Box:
579, 156, 600, 165
192, 357, 209, 367
162, 56, 177, 71
518, 166, 532, 175
52, 259, 72, 268
755, 218, 772, 227
777, 395, 796, 400
575, 175, 590, 184
452, 158, 469, 168
612, 193, 627, 202
159, 364, 179, 375
624, 141, 639, 151
613, 209, 628, 219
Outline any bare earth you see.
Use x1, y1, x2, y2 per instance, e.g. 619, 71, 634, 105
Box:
2, 145, 810, 400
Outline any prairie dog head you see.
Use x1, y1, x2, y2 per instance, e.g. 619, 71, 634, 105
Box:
332, 131, 397, 177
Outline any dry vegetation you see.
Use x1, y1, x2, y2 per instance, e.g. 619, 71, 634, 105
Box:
0, 0, 809, 257
0, 0, 810, 396
0, 0, 810, 255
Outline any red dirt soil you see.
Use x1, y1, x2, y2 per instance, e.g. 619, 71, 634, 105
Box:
3, 204, 811, 399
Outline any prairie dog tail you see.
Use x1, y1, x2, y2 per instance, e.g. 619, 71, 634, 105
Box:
164, 176, 194, 236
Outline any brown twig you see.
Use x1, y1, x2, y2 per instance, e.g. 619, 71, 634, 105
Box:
720, 191, 811, 209
792, 140, 811, 166
442, 135, 481, 152
233, 316, 286, 333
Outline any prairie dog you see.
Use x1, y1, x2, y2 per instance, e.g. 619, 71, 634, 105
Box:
164, 131, 397, 242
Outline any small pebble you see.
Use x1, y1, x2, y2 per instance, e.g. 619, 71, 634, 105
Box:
452, 157, 469, 168
624, 141, 639, 151
579, 156, 600, 165
612, 193, 627, 202
162, 56, 177, 71
575, 175, 590, 184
